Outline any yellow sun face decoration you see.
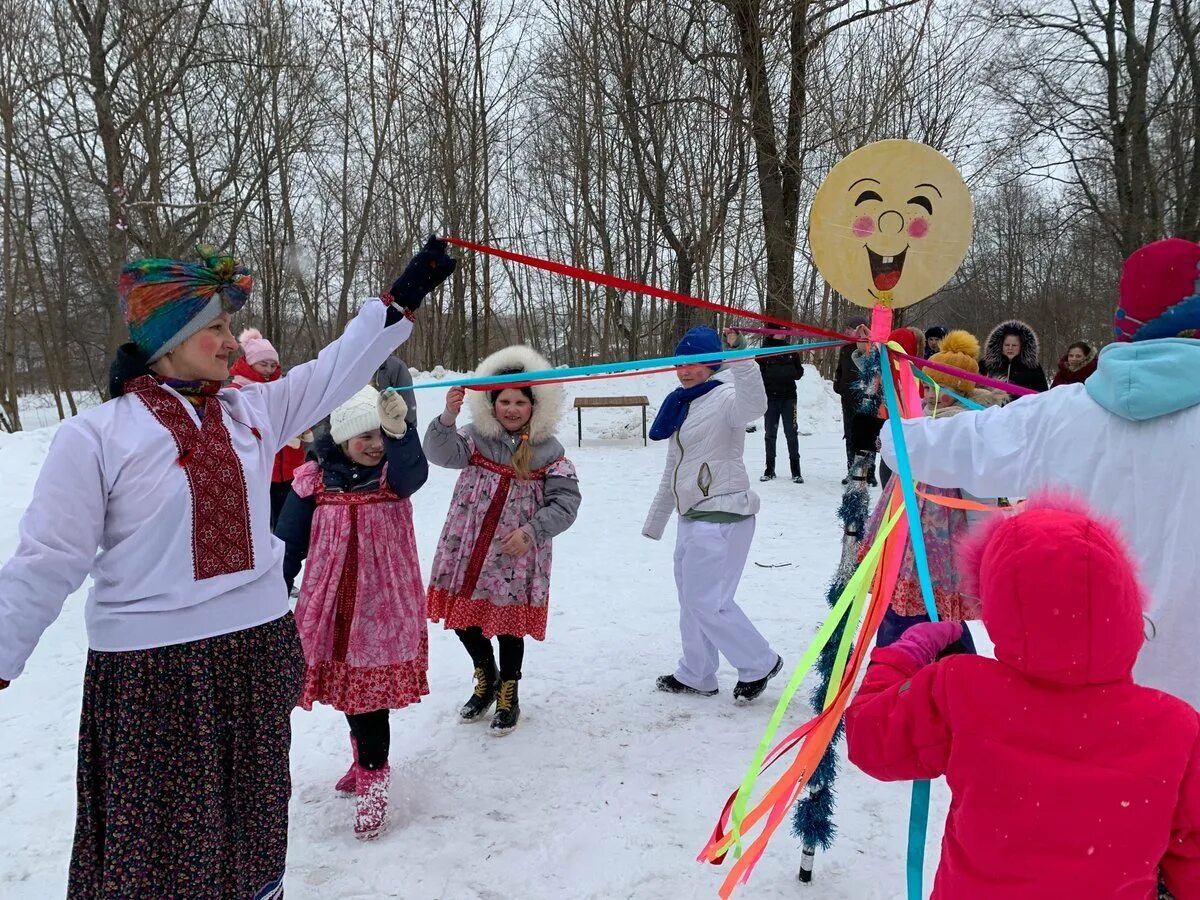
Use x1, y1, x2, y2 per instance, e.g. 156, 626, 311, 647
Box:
809, 140, 973, 309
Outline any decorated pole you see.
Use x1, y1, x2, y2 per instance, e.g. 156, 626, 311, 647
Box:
791, 139, 974, 886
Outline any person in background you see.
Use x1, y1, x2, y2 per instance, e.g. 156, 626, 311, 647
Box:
375, 352, 418, 431
756, 334, 805, 484
229, 327, 308, 529
1051, 341, 1099, 387
834, 317, 873, 485
982, 320, 1050, 395
923, 325, 947, 358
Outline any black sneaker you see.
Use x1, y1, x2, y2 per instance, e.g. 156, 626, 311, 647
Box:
655, 674, 718, 697
841, 474, 850, 485
490, 679, 521, 735
759, 471, 776, 482
459, 660, 497, 722
792, 474, 804, 484
867, 475, 879, 487
733, 656, 784, 704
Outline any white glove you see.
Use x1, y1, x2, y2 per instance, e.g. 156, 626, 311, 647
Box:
378, 390, 408, 438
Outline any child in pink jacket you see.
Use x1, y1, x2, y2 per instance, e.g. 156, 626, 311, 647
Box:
845, 494, 1200, 899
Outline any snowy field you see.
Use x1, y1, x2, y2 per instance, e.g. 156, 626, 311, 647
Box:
0, 365, 957, 899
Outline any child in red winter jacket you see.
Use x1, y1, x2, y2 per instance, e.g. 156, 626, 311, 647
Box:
845, 494, 1200, 899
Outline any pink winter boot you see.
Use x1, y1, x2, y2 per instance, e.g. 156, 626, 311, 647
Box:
335, 735, 358, 795
354, 764, 391, 840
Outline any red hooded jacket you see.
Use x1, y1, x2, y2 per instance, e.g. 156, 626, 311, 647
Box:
846, 497, 1200, 899
228, 357, 306, 483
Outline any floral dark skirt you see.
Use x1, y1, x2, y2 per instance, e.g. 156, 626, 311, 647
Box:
68, 613, 304, 900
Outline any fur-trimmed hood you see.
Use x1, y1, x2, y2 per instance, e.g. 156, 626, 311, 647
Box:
466, 345, 565, 442
984, 320, 1041, 372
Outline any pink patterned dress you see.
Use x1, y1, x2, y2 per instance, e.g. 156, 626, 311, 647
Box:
292, 461, 429, 714
427, 439, 577, 641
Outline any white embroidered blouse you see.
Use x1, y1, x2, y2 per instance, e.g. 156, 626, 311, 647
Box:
0, 299, 411, 681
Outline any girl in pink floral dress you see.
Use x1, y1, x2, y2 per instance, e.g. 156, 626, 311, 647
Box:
424, 346, 582, 735
275, 385, 428, 839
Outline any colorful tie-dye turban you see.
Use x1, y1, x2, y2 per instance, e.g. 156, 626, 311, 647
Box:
118, 245, 252, 362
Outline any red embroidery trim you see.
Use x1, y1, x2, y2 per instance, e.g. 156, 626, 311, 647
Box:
468, 450, 554, 481
128, 377, 254, 581
331, 504, 360, 662
426, 587, 549, 641
461, 452, 513, 598
314, 474, 399, 661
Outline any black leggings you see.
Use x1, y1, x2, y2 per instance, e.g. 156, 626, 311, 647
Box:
346, 709, 390, 770
456, 627, 525, 680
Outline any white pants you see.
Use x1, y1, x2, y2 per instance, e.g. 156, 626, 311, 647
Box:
673, 516, 777, 692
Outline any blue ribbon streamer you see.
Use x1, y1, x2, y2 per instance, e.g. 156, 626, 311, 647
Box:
879, 346, 938, 900
384, 340, 847, 391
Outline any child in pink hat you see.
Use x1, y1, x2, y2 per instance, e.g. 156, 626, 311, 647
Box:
229, 327, 305, 527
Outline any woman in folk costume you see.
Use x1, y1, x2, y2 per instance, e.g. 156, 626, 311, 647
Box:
0, 238, 455, 898
276, 386, 428, 839
643, 326, 783, 702
424, 346, 582, 735
229, 327, 308, 528
862, 330, 1009, 652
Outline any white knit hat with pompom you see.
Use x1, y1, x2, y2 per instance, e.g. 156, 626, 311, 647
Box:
329, 385, 381, 444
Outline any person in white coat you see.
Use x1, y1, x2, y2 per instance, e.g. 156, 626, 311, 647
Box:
644, 325, 783, 702
880, 237, 1200, 708
0, 238, 455, 898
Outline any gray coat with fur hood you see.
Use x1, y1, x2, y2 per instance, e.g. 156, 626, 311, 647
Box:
423, 345, 581, 544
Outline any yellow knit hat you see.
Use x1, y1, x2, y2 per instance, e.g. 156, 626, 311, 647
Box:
925, 330, 980, 395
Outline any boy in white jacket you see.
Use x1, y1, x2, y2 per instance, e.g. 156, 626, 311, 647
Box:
881, 238, 1200, 708
644, 325, 783, 702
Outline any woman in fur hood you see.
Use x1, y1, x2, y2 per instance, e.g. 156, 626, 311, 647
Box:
1051, 341, 1099, 387
982, 319, 1050, 394
423, 345, 582, 734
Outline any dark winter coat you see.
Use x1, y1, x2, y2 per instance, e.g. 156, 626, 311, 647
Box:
1051, 347, 1099, 388
982, 320, 1049, 393
275, 430, 429, 590
374, 355, 417, 428
834, 344, 860, 403
756, 338, 805, 400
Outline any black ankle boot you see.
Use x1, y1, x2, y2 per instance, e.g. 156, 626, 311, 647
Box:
459, 659, 498, 722
490, 678, 521, 734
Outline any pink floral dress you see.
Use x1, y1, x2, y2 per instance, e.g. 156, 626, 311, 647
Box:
292, 461, 429, 714
427, 437, 577, 641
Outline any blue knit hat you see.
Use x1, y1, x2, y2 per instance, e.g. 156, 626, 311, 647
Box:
675, 325, 723, 371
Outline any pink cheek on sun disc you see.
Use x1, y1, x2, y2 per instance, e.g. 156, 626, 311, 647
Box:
852, 216, 875, 238
908, 217, 929, 239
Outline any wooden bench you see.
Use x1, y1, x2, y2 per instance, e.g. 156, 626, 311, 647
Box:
573, 395, 651, 447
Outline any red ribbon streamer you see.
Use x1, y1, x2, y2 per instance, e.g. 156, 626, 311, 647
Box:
443, 236, 853, 344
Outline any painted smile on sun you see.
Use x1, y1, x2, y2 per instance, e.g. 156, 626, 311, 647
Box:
846, 175, 941, 300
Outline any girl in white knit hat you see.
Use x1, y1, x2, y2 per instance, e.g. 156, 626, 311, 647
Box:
275, 384, 429, 839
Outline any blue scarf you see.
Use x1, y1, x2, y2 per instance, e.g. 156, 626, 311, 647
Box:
649, 379, 722, 440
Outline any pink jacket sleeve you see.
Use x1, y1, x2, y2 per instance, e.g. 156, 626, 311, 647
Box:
1162, 718, 1200, 898
844, 647, 954, 782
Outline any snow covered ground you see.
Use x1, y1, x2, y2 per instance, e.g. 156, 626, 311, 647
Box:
0, 365, 956, 899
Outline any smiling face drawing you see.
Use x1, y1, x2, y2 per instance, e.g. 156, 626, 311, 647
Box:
809, 140, 973, 309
